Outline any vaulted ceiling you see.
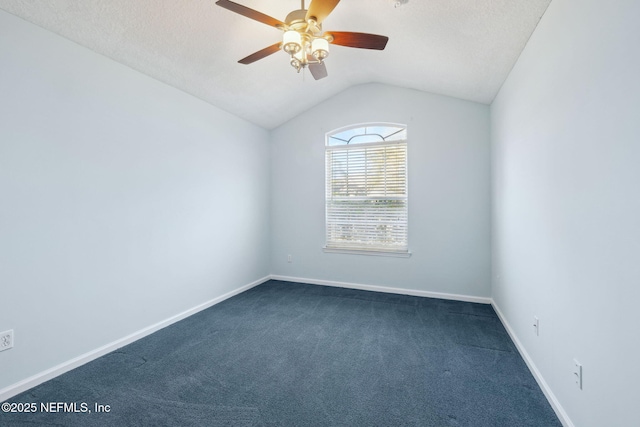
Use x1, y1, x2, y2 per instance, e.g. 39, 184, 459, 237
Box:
0, 0, 551, 129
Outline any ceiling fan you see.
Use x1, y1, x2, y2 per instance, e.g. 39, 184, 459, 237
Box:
215, 0, 389, 80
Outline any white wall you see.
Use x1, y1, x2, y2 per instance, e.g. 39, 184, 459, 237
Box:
0, 10, 270, 391
491, 0, 640, 425
271, 83, 491, 298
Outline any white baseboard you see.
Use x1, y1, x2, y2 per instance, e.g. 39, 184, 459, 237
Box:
491, 301, 574, 427
270, 275, 492, 304
275, 275, 572, 426
0, 275, 270, 403
2, 274, 572, 427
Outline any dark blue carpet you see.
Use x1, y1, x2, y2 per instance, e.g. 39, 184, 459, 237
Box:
1, 280, 561, 426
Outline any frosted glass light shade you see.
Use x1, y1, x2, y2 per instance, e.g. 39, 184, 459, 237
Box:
283, 30, 302, 54
312, 38, 329, 61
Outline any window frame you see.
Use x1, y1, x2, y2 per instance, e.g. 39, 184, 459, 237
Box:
323, 123, 410, 257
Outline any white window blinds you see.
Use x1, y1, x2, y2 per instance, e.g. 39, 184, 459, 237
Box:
325, 139, 408, 253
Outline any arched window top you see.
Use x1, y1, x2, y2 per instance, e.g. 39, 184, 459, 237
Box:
326, 123, 407, 146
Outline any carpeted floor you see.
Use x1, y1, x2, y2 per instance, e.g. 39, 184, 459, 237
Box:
1, 280, 562, 426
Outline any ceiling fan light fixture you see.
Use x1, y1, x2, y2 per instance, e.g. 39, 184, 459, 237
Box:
290, 49, 305, 72
311, 38, 329, 61
283, 30, 302, 54
216, 0, 389, 81
290, 56, 302, 72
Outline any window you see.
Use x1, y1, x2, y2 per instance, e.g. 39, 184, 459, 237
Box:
325, 123, 408, 256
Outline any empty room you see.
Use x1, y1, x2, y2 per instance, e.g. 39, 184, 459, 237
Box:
1, 0, 638, 426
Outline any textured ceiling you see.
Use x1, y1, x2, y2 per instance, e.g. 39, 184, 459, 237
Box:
0, 0, 551, 129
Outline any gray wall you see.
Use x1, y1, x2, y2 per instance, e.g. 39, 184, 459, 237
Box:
0, 11, 270, 391
491, 0, 640, 425
270, 83, 491, 298
7, 0, 638, 423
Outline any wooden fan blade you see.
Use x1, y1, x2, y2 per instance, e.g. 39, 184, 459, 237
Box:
238, 43, 282, 64
327, 31, 389, 50
216, 0, 285, 28
309, 62, 328, 80
305, 0, 340, 24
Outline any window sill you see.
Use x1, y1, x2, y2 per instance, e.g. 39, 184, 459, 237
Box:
323, 247, 412, 258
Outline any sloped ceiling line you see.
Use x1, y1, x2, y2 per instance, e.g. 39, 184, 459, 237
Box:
0, 0, 552, 129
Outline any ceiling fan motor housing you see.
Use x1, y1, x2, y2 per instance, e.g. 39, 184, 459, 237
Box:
285, 9, 307, 25
285, 9, 322, 36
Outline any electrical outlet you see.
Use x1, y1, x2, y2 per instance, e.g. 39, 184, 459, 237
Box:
287, 254, 292, 263
533, 316, 539, 336
573, 359, 583, 389
0, 330, 14, 352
